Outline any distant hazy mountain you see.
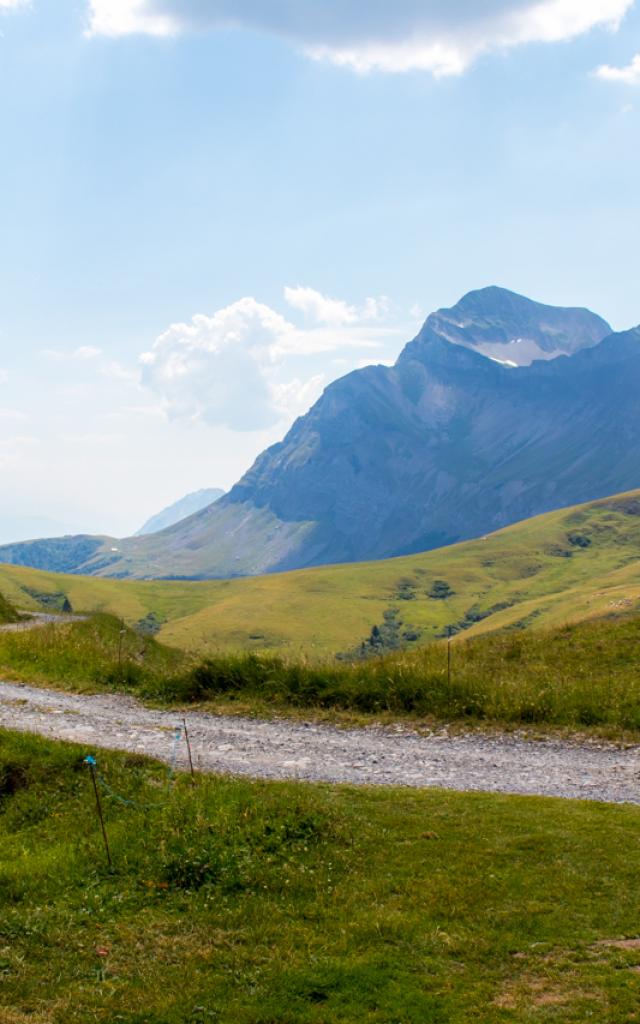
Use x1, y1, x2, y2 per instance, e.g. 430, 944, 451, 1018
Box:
0, 513, 86, 546
1, 286, 638, 580
135, 489, 224, 536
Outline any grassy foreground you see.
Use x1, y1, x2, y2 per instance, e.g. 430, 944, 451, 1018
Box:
2, 612, 640, 734
1, 490, 640, 658
2, 730, 640, 1023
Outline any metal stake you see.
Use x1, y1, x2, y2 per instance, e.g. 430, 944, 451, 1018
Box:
85, 756, 112, 869
183, 717, 195, 780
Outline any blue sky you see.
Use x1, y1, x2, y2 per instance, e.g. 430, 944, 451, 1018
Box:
1, 0, 639, 541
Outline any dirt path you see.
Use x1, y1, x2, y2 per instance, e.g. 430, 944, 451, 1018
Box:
1, 680, 639, 803
0, 613, 87, 633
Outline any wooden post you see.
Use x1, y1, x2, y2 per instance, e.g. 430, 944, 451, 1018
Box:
183, 717, 195, 780
84, 756, 112, 869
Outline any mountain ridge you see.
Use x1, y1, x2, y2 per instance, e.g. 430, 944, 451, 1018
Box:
1, 286, 638, 580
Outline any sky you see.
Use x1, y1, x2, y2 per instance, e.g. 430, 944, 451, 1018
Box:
0, 0, 639, 542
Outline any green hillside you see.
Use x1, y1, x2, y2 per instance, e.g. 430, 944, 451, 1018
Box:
1, 490, 639, 657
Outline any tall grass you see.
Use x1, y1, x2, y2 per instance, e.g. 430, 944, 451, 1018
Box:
0, 612, 184, 690
145, 614, 640, 730
2, 611, 639, 732
0, 590, 21, 624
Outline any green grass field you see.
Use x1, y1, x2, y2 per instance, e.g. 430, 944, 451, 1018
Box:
2, 729, 640, 1023
2, 611, 640, 735
1, 490, 640, 659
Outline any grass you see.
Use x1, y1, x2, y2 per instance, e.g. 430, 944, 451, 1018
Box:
2, 729, 640, 1022
0, 591, 21, 625
0, 614, 184, 692
3, 610, 640, 736
1, 490, 640, 659
143, 613, 640, 732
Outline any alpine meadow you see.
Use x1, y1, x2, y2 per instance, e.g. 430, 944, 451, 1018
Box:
3, 2, 640, 1022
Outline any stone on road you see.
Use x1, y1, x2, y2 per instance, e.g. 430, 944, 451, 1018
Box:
1, 680, 639, 804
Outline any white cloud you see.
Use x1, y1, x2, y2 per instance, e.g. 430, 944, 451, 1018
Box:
0, 0, 29, 9
140, 296, 302, 431
284, 286, 358, 327
101, 359, 140, 383
86, 0, 174, 37
86, 0, 633, 75
43, 345, 102, 361
596, 53, 640, 84
139, 289, 405, 431
284, 286, 391, 329
273, 373, 326, 420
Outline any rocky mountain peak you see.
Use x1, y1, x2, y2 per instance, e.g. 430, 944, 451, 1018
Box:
413, 285, 611, 367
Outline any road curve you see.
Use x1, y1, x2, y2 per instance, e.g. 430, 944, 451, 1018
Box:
1, 680, 640, 804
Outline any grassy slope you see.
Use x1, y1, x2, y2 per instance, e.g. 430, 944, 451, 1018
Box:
0, 590, 20, 624
0, 490, 639, 658
0, 614, 184, 692
3, 730, 640, 1024
4, 612, 640, 734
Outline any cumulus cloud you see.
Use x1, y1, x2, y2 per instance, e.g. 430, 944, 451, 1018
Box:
86, 0, 633, 74
596, 52, 640, 83
283, 286, 388, 327
140, 297, 296, 431
284, 286, 358, 327
139, 289, 401, 431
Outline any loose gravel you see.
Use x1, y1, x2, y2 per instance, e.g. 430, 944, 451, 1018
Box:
1, 680, 640, 804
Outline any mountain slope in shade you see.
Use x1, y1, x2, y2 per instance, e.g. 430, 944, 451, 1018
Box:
135, 488, 225, 536
0, 286, 637, 580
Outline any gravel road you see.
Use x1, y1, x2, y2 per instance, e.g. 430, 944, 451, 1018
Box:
2, 680, 640, 804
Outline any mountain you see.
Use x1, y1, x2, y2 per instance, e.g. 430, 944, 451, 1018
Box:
2, 489, 640, 656
424, 285, 611, 365
135, 489, 224, 536
0, 285, 638, 580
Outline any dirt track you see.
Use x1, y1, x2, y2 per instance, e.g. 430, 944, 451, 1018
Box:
2, 680, 640, 803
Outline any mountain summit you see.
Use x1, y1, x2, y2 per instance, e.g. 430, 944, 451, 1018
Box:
1, 287, 638, 579
416, 286, 612, 366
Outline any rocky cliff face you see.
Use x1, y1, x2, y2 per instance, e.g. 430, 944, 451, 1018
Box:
1, 287, 637, 579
